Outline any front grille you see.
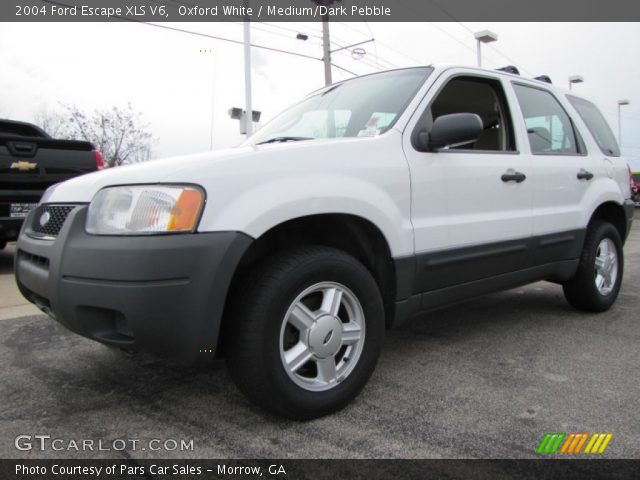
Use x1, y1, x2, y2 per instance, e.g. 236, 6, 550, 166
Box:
30, 205, 75, 237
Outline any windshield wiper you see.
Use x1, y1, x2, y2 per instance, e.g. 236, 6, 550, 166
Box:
256, 136, 314, 145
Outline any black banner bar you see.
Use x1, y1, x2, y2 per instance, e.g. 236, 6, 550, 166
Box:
2, 459, 640, 480
2, 0, 640, 22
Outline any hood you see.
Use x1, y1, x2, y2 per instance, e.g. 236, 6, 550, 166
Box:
41, 136, 382, 204
41, 146, 255, 203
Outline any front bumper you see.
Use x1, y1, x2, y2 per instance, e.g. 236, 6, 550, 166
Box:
623, 199, 635, 242
15, 204, 252, 365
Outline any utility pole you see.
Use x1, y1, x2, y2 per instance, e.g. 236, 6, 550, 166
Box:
321, 15, 332, 85
243, 0, 253, 136
312, 0, 342, 86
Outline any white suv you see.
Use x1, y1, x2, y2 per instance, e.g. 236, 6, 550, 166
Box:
15, 65, 635, 419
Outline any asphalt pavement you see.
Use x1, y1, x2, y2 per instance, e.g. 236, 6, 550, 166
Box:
0, 217, 638, 459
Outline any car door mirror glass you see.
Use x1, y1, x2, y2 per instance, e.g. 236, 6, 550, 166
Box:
415, 113, 483, 152
428, 113, 483, 151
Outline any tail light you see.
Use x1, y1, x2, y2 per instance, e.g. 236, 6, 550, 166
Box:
94, 150, 105, 170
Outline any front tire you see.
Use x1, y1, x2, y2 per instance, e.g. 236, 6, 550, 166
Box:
227, 246, 384, 420
563, 220, 623, 312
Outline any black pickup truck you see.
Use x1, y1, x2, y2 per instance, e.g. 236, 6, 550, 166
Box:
0, 119, 103, 249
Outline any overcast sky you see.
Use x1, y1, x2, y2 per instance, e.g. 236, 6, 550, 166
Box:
1, 22, 639, 168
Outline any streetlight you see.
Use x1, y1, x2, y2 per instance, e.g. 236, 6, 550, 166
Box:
474, 30, 498, 67
618, 99, 630, 148
228, 107, 261, 135
568, 75, 584, 90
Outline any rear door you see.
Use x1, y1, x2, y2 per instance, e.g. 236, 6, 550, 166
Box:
510, 82, 595, 263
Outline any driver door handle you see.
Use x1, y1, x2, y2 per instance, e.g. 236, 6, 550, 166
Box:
577, 169, 594, 181
501, 169, 526, 183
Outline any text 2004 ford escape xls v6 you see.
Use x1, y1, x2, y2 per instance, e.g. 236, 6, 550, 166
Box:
15, 66, 634, 419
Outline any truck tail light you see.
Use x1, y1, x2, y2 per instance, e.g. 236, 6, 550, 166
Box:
94, 150, 105, 170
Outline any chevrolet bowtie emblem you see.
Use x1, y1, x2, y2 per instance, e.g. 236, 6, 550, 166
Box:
10, 161, 38, 172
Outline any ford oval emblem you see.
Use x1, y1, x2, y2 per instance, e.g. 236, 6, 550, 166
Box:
39, 211, 51, 228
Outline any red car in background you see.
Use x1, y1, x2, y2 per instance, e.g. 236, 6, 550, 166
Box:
632, 172, 640, 207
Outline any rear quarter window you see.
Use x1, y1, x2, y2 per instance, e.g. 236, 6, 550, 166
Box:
567, 95, 620, 157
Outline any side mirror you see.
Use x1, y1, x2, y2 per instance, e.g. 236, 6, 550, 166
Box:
415, 113, 483, 152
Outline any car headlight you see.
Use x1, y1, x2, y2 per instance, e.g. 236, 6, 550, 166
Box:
86, 185, 205, 235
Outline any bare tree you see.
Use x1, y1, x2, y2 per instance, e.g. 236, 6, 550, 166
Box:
65, 103, 153, 167
35, 103, 153, 167
34, 108, 69, 139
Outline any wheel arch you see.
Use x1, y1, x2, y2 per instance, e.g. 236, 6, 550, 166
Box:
217, 214, 399, 354
587, 201, 628, 242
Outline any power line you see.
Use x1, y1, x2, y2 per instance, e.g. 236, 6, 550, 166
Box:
427, 22, 478, 56
246, 21, 398, 72
248, 21, 392, 70
39, 0, 323, 63
338, 22, 421, 66
364, 22, 381, 70
233, 22, 305, 42
261, 22, 324, 40
332, 49, 380, 73
140, 22, 322, 62
391, 0, 535, 74
334, 40, 397, 70
145, 20, 363, 81
237, 22, 384, 75
331, 63, 357, 76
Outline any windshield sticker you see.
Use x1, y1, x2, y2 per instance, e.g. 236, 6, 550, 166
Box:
358, 116, 381, 137
358, 127, 381, 137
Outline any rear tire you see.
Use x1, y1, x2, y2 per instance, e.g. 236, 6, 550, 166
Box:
563, 220, 623, 312
226, 246, 384, 420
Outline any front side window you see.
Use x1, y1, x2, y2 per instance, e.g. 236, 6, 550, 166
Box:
427, 76, 516, 152
513, 84, 579, 155
247, 67, 432, 145
567, 95, 620, 157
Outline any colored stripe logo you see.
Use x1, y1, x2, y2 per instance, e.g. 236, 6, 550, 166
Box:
537, 433, 613, 455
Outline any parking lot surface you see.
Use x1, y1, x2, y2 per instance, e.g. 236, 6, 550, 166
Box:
1, 217, 638, 459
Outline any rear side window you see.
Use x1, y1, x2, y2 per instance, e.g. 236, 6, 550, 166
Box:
567, 95, 620, 157
513, 84, 579, 155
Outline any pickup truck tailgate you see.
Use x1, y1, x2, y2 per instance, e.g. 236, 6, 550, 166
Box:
0, 135, 96, 240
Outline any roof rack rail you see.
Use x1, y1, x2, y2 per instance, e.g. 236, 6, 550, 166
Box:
534, 75, 552, 84
496, 65, 520, 75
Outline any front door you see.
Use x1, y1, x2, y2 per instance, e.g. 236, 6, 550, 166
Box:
402, 70, 533, 293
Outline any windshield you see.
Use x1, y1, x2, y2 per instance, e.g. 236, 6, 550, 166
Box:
247, 67, 433, 146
